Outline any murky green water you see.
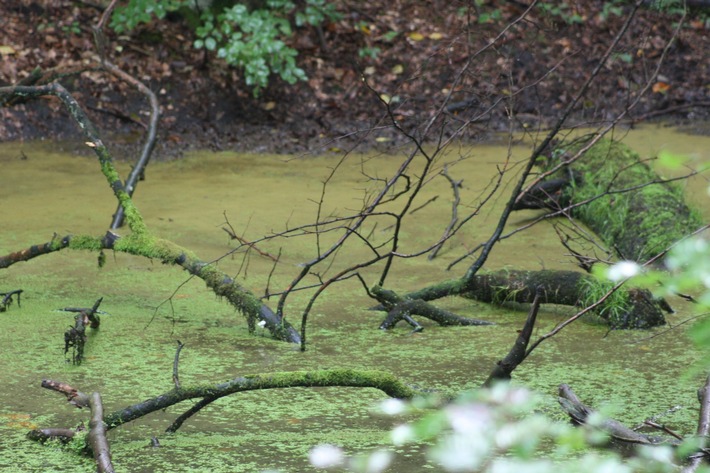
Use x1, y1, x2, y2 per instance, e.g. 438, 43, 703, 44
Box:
1, 125, 709, 472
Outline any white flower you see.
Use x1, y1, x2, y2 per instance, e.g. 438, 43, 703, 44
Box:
362, 450, 393, 473
391, 424, 415, 445
309, 444, 345, 469
430, 434, 491, 471
379, 398, 407, 415
607, 261, 641, 282
446, 404, 492, 434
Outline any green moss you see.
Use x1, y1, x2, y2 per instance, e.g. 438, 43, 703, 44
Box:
550, 138, 705, 262
117, 197, 148, 234
67, 235, 103, 251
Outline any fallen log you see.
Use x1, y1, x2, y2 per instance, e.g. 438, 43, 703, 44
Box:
102, 369, 421, 430
537, 137, 705, 263
558, 383, 676, 454
461, 269, 666, 328
29, 367, 427, 470
0, 82, 300, 344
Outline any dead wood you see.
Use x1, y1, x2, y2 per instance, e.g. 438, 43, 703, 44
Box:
88, 392, 115, 473
26, 428, 77, 444
0, 289, 22, 312
682, 374, 710, 473
172, 340, 184, 389
29, 365, 428, 473
461, 269, 665, 329
483, 291, 541, 387
99, 57, 159, 230
61, 298, 104, 364
0, 235, 71, 269
558, 383, 677, 453
0, 82, 300, 343
536, 138, 706, 264
371, 285, 494, 330
102, 369, 421, 430
41, 379, 90, 408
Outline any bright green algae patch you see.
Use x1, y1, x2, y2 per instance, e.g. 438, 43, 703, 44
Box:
547, 137, 705, 262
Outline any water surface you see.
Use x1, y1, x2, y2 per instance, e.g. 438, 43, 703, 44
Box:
1, 125, 709, 472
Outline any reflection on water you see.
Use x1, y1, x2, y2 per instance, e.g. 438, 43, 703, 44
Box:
0, 125, 709, 471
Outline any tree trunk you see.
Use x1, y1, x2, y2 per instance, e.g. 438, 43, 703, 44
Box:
461, 269, 666, 328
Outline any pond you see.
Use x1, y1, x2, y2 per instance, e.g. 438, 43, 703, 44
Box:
0, 124, 709, 472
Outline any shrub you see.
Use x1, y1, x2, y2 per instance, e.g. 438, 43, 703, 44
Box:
111, 0, 340, 95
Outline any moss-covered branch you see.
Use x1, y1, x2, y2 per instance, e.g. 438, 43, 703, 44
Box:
0, 82, 299, 342
389, 139, 700, 328
380, 269, 664, 329
0, 82, 146, 234
103, 369, 422, 429
0, 232, 300, 342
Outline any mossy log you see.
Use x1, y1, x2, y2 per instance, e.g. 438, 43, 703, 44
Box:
31, 368, 432, 466
461, 269, 666, 328
100, 369, 422, 430
539, 137, 705, 263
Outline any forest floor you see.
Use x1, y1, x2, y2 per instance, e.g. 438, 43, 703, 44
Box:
1, 1, 710, 159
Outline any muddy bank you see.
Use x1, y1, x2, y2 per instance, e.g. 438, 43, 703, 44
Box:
2, 2, 710, 159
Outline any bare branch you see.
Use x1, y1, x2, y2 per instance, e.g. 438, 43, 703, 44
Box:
88, 393, 115, 473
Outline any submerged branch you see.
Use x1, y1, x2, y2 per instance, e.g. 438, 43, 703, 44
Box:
0, 289, 23, 311
682, 374, 710, 473
559, 384, 679, 452
0, 232, 301, 343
